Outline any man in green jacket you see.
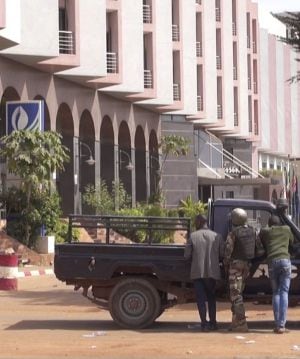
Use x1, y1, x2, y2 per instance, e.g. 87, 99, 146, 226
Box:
259, 214, 294, 334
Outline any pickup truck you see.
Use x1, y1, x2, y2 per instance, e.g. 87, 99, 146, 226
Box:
54, 199, 300, 329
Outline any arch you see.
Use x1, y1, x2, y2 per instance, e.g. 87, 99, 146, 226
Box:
0, 87, 20, 137
100, 116, 114, 191
79, 110, 95, 214
56, 103, 74, 215
149, 130, 159, 198
118, 121, 132, 197
135, 126, 146, 203
34, 95, 51, 131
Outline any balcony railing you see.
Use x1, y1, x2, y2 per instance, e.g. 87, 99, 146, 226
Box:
59, 30, 75, 54
232, 22, 237, 36
233, 66, 238, 80
216, 8, 221, 22
107, 52, 118, 73
197, 95, 203, 111
253, 41, 257, 53
216, 55, 222, 70
196, 41, 202, 57
253, 81, 258, 94
143, 4, 152, 23
172, 24, 180, 42
217, 104, 223, 119
144, 70, 153, 88
173, 83, 181, 101
234, 112, 238, 126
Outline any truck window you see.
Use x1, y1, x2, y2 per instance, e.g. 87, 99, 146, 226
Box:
244, 209, 271, 233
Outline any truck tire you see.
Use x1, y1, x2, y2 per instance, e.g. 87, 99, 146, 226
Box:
108, 277, 161, 329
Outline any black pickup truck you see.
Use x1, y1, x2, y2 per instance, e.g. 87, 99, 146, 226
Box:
54, 199, 300, 329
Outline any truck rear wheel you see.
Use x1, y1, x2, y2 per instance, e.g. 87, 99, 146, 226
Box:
108, 277, 160, 329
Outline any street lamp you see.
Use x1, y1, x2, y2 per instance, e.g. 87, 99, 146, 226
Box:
119, 149, 134, 171
79, 141, 95, 166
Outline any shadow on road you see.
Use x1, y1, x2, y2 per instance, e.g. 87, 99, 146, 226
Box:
5, 319, 300, 333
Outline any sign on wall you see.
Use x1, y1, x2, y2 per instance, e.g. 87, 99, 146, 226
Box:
6, 100, 44, 135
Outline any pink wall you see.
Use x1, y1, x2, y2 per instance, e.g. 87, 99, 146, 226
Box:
0, 0, 5, 29
268, 35, 278, 151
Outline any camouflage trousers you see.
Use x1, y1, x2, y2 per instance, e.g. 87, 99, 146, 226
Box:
228, 259, 251, 325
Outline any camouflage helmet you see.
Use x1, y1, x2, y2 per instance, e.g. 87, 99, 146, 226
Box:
231, 208, 247, 226
276, 198, 288, 211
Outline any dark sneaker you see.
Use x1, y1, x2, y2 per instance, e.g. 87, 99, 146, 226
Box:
274, 327, 290, 334
208, 322, 218, 331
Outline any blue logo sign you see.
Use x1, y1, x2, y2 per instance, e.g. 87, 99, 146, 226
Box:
6, 100, 44, 135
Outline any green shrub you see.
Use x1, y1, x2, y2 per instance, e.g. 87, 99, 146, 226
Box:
53, 219, 80, 243
178, 195, 207, 229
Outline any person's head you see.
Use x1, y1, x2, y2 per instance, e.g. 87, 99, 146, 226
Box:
231, 208, 247, 226
195, 214, 207, 230
268, 215, 281, 227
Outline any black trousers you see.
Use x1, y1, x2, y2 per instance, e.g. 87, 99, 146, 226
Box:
194, 278, 217, 325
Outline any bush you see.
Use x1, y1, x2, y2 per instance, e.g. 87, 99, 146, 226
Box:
53, 219, 80, 244
178, 195, 207, 229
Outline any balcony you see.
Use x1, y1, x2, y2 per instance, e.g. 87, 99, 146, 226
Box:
216, 55, 222, 70
173, 83, 181, 101
59, 31, 75, 54
217, 104, 223, 119
143, 4, 152, 24
172, 24, 180, 42
196, 41, 202, 57
107, 52, 118, 73
197, 95, 203, 111
144, 70, 153, 88
216, 8, 221, 22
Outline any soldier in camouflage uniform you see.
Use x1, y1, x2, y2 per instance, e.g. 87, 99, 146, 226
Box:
224, 208, 256, 332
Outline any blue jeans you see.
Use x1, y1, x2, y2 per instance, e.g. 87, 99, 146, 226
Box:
193, 278, 217, 325
268, 258, 291, 328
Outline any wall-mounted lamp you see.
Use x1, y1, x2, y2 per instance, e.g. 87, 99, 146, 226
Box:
80, 141, 95, 166
119, 149, 134, 171
150, 155, 161, 175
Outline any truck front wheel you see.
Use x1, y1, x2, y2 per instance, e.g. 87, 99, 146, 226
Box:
108, 277, 161, 329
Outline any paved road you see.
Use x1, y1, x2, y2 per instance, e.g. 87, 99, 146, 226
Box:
1, 275, 300, 359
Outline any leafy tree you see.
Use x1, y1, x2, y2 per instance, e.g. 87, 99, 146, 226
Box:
83, 180, 131, 215
0, 130, 69, 246
178, 195, 207, 229
272, 12, 300, 82
150, 135, 190, 205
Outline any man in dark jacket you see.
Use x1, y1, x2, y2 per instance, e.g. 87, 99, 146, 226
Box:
259, 214, 294, 334
185, 214, 224, 331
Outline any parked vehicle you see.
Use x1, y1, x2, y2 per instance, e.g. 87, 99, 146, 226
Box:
54, 199, 300, 329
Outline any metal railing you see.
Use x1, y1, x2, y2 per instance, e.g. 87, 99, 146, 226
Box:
217, 104, 223, 119
234, 112, 238, 126
143, 4, 152, 23
59, 30, 75, 54
197, 95, 203, 111
253, 81, 258, 94
233, 66, 238, 80
216, 8, 221, 21
107, 52, 118, 73
144, 70, 153, 88
216, 55, 222, 69
172, 24, 180, 41
196, 41, 202, 57
173, 83, 181, 101
232, 22, 237, 36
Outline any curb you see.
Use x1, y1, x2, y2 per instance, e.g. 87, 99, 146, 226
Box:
17, 268, 54, 278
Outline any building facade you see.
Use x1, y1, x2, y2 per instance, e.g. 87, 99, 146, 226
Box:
0, 0, 299, 213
